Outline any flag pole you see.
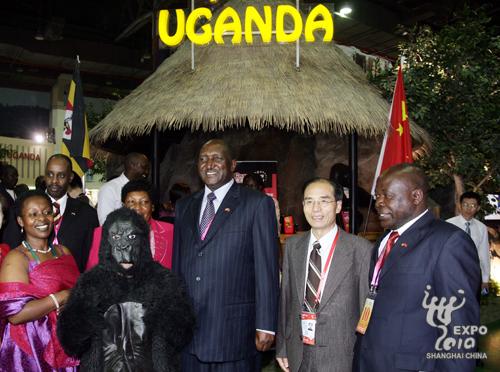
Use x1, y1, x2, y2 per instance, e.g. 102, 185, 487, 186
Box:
364, 59, 402, 234
369, 61, 400, 197
363, 193, 373, 234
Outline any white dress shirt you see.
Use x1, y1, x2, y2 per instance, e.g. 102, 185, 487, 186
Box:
447, 214, 490, 283
6, 188, 16, 201
49, 193, 69, 216
377, 209, 429, 256
198, 179, 234, 224
304, 225, 339, 302
97, 173, 129, 225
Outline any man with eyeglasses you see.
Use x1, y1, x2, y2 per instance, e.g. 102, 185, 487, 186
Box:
447, 191, 490, 294
276, 177, 372, 372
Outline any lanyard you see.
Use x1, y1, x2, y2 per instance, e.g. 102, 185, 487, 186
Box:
52, 215, 63, 245
370, 234, 396, 289
313, 230, 340, 304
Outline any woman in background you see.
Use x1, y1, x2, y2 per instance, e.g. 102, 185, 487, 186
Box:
0, 190, 80, 371
86, 180, 174, 270
243, 172, 281, 233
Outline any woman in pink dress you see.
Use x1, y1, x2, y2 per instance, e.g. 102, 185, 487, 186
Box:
86, 180, 174, 270
0, 190, 80, 371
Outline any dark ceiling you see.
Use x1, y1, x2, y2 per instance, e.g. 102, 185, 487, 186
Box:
0, 0, 497, 99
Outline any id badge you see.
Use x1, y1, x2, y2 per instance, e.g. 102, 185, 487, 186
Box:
355, 295, 375, 335
301, 311, 317, 345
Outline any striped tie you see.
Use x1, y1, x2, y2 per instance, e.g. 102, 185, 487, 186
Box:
53, 202, 61, 223
199, 192, 216, 240
465, 221, 471, 236
304, 241, 322, 312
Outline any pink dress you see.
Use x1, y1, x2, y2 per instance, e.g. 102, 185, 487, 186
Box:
86, 219, 174, 270
0, 254, 80, 371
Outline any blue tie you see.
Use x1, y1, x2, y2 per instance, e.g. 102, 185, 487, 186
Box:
200, 192, 216, 239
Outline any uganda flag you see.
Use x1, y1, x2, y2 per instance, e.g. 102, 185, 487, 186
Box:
62, 57, 93, 177
371, 64, 413, 195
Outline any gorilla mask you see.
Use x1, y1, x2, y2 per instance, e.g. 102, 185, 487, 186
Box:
108, 220, 144, 270
99, 207, 151, 274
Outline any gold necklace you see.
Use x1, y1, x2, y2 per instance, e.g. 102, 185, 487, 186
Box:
22, 240, 52, 254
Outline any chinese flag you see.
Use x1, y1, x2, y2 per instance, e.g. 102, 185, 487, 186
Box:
61, 57, 93, 177
371, 65, 413, 194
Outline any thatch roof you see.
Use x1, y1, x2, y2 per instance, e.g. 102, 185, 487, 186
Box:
90, 0, 427, 144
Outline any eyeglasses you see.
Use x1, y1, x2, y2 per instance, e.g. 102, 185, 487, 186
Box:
303, 199, 336, 208
461, 202, 478, 209
24, 210, 54, 219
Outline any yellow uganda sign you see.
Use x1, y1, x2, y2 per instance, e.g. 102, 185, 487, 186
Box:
158, 5, 334, 46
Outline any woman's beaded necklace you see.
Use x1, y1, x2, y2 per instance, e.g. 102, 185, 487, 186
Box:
22, 240, 55, 254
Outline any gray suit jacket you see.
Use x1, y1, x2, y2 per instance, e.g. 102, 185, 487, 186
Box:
276, 229, 373, 372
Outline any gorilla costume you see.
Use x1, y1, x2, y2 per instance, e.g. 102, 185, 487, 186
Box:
57, 207, 195, 372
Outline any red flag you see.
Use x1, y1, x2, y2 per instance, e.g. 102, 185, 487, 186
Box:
371, 65, 413, 195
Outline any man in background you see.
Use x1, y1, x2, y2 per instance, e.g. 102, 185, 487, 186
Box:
1, 154, 98, 272
0, 164, 18, 207
173, 139, 279, 371
276, 178, 372, 372
0, 164, 18, 246
447, 191, 490, 293
97, 152, 149, 224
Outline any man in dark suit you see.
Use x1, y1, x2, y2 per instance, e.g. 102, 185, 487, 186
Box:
276, 178, 372, 372
173, 139, 279, 371
2, 154, 98, 272
353, 163, 480, 372
0, 164, 18, 246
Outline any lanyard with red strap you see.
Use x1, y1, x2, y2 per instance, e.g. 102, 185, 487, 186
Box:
52, 215, 63, 245
312, 229, 340, 305
369, 231, 399, 293
356, 231, 398, 334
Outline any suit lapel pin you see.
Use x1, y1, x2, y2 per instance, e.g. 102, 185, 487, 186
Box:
224, 208, 231, 213
401, 242, 408, 248
71, 212, 76, 216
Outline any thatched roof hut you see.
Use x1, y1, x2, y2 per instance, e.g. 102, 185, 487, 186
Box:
90, 0, 426, 144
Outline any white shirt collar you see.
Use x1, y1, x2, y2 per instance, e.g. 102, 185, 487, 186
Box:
118, 172, 130, 183
203, 179, 234, 204
6, 188, 15, 200
377, 209, 429, 256
48, 193, 69, 216
455, 214, 474, 224
309, 225, 339, 249
394, 209, 429, 236
199, 179, 235, 220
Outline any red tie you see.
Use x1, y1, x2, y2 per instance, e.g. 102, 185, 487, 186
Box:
380, 231, 399, 268
53, 202, 61, 223
52, 202, 62, 245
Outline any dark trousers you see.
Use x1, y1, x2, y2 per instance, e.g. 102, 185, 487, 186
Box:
181, 352, 261, 372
